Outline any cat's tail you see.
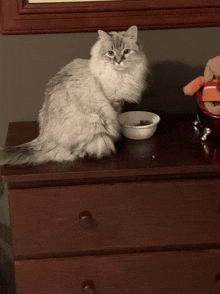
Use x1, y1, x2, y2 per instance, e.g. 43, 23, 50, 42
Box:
0, 139, 45, 166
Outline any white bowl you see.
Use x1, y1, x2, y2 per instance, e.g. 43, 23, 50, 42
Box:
119, 111, 160, 140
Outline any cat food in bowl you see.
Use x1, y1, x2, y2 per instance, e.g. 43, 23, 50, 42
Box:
119, 111, 160, 140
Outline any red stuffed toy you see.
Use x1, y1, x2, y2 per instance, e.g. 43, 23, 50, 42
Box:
183, 56, 220, 115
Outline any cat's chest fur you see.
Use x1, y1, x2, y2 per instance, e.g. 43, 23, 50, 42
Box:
90, 62, 143, 103
100, 68, 133, 98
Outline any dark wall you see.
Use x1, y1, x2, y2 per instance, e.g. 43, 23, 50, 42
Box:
1, 27, 220, 145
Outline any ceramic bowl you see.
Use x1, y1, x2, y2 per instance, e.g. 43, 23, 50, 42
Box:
119, 111, 160, 140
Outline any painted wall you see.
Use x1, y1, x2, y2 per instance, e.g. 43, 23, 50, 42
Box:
1, 27, 220, 146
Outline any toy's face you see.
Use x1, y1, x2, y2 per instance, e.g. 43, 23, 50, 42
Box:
205, 56, 220, 81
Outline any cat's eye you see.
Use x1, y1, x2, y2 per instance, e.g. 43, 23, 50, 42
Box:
124, 49, 131, 55
107, 50, 115, 57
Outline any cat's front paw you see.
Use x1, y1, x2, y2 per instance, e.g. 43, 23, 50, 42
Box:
85, 133, 116, 158
111, 101, 123, 113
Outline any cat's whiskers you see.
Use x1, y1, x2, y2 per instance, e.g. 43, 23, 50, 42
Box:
114, 63, 124, 70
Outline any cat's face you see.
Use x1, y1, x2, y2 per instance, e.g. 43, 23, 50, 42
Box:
91, 26, 144, 72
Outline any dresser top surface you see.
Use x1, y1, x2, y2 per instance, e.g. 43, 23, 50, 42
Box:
1, 114, 220, 185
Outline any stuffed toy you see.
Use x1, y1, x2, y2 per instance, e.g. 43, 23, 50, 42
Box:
183, 56, 220, 115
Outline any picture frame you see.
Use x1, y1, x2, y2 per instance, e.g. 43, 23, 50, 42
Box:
1, 0, 220, 34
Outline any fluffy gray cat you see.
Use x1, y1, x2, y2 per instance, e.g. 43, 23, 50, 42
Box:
0, 25, 147, 165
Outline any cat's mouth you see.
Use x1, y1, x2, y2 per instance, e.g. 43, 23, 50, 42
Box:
114, 62, 126, 71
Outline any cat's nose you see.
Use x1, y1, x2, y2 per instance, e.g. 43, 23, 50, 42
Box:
115, 56, 123, 64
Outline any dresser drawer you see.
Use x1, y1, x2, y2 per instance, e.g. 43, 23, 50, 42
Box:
9, 179, 220, 258
15, 249, 220, 294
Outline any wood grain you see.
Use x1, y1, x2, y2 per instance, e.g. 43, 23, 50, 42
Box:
14, 249, 220, 294
3, 115, 220, 294
8, 179, 220, 259
2, 115, 220, 184
1, 0, 220, 34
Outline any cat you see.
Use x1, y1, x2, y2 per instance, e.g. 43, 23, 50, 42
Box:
0, 25, 148, 166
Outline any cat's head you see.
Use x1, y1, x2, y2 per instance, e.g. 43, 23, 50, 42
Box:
90, 26, 146, 73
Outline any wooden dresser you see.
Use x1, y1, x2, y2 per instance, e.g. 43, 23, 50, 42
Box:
2, 114, 220, 294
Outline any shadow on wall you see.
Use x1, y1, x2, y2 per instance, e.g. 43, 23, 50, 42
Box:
0, 245, 16, 294
124, 61, 203, 116
0, 174, 15, 293
0, 181, 4, 198
0, 221, 13, 247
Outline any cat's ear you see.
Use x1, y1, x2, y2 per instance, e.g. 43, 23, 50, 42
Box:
125, 26, 138, 41
98, 30, 111, 41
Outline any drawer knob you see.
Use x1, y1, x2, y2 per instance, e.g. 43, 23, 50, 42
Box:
82, 280, 96, 293
79, 211, 95, 229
